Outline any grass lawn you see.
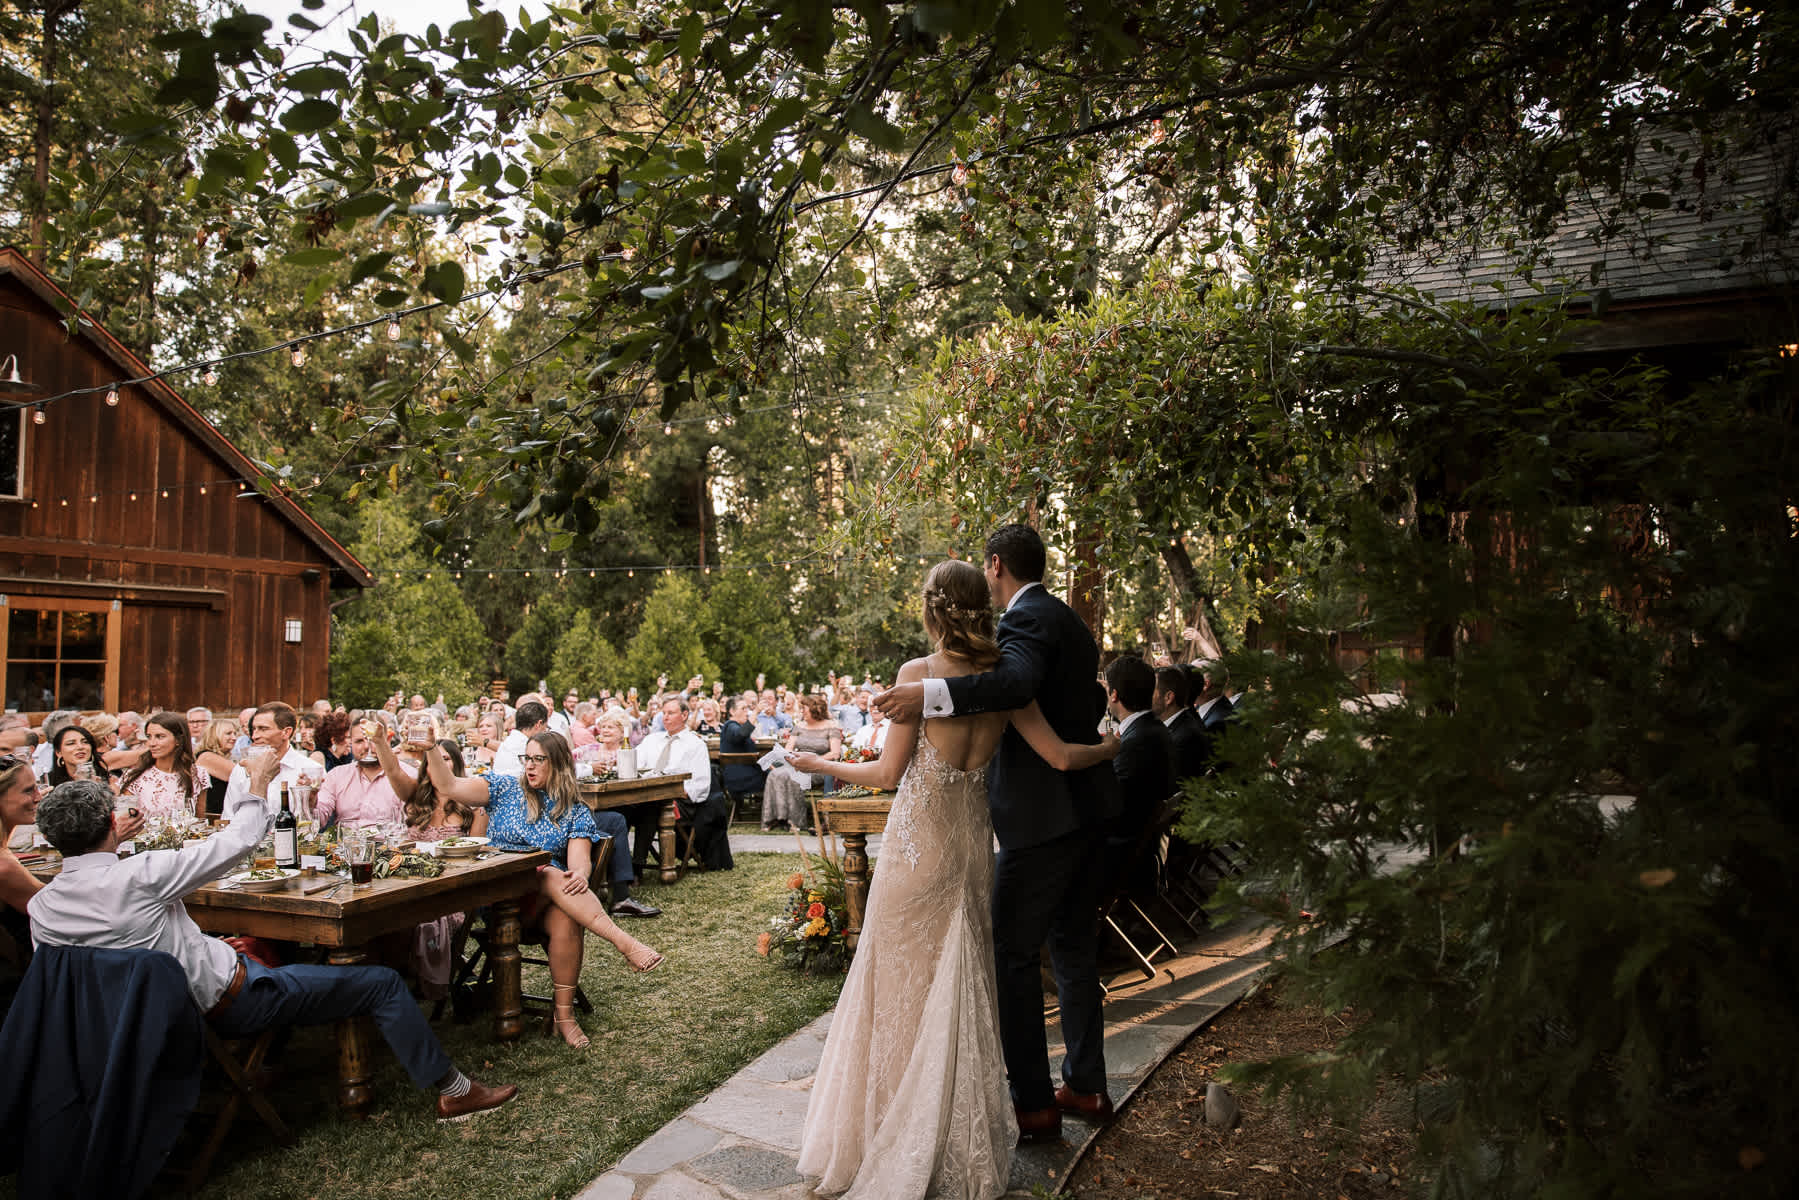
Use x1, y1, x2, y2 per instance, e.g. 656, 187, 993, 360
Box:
168, 852, 842, 1200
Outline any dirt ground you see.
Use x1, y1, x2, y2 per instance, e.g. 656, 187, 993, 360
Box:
1065, 983, 1419, 1198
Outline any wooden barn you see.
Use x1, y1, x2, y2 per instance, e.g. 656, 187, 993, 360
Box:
0, 247, 372, 717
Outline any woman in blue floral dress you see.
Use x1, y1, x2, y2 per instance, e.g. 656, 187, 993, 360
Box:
424, 731, 662, 1048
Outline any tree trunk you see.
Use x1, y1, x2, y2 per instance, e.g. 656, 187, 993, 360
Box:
30, 3, 76, 266
1068, 527, 1106, 642
137, 186, 160, 358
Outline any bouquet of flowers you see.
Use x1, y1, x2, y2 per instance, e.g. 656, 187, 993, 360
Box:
757, 855, 855, 974
839, 744, 879, 765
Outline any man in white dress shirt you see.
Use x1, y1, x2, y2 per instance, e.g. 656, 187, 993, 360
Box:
222, 702, 320, 811
492, 700, 547, 776
621, 698, 711, 909
29, 767, 516, 1121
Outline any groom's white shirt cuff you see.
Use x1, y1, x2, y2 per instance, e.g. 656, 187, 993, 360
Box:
922, 678, 954, 719
922, 581, 1043, 720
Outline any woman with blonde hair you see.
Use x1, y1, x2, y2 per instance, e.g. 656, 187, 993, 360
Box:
790, 558, 1119, 1200
423, 731, 661, 1049
195, 718, 239, 817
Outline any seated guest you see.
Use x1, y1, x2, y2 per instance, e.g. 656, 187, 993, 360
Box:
84, 714, 133, 775
569, 702, 599, 749
1192, 661, 1234, 731
113, 711, 144, 754
184, 706, 213, 751
467, 711, 505, 767
117, 713, 211, 820
1154, 665, 1212, 781
45, 725, 106, 789
314, 710, 355, 771
1, 759, 75, 1021
848, 707, 891, 755
718, 697, 766, 798
492, 700, 549, 777
578, 714, 629, 769
1105, 656, 1176, 889
421, 734, 662, 1048
389, 738, 487, 1001
761, 694, 842, 833
28, 768, 517, 1120
229, 708, 257, 760
223, 703, 320, 811
690, 698, 721, 737
832, 684, 864, 734
32, 710, 80, 778
194, 719, 239, 817
633, 698, 722, 883
753, 689, 792, 740
314, 721, 412, 831
560, 690, 582, 735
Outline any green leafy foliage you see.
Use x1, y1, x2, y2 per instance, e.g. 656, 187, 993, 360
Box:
619, 572, 719, 694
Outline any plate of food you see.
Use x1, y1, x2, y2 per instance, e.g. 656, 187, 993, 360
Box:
434, 835, 490, 857
227, 867, 300, 892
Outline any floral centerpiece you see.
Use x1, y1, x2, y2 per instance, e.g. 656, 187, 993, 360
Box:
839, 744, 879, 765
757, 855, 857, 974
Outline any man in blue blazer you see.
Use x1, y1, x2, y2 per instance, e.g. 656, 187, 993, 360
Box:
877, 524, 1119, 1142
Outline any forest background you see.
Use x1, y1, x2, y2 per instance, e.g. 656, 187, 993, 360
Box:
4, 3, 1797, 1197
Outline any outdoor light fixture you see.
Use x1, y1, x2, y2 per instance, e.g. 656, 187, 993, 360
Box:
0, 354, 32, 394
105, 388, 119, 406
284, 618, 303, 644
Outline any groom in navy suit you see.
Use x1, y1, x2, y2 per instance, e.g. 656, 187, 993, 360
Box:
877, 524, 1119, 1142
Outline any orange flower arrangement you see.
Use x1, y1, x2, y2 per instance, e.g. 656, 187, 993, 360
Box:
760, 855, 863, 974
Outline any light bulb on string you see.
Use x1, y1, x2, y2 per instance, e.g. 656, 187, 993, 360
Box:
387, 320, 402, 342
105, 388, 119, 407
627, 569, 634, 577
664, 423, 675, 436
202, 368, 218, 386
160, 489, 169, 498
32, 407, 45, 425
291, 346, 307, 367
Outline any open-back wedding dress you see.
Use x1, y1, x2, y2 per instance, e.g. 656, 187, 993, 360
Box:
797, 731, 1016, 1199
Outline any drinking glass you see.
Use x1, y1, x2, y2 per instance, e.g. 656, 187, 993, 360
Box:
345, 830, 376, 888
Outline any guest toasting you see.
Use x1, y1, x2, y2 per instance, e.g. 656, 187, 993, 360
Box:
421, 732, 663, 1049
26, 759, 517, 1121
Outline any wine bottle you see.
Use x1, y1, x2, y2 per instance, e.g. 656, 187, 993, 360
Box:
273, 781, 299, 869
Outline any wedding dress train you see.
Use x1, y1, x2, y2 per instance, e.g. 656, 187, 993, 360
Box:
797, 735, 1015, 1200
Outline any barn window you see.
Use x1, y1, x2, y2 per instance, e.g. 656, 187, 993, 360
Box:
0, 405, 21, 498
1, 599, 117, 712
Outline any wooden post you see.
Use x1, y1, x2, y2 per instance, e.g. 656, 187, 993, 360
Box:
488, 898, 525, 1042
326, 945, 377, 1116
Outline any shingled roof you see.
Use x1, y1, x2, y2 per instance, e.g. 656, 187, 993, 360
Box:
1369, 126, 1799, 313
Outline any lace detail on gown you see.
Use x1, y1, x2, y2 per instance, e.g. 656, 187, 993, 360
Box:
798, 736, 1015, 1200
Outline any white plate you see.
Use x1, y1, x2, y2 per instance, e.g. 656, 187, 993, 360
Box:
434, 835, 490, 856
227, 868, 300, 892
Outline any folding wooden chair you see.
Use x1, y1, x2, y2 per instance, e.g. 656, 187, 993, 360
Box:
449, 836, 613, 1021
1099, 797, 1187, 986
167, 1025, 291, 1193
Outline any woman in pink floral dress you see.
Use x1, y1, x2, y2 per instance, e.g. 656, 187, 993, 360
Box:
117, 713, 210, 820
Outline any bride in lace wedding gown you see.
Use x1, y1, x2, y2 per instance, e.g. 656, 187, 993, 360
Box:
790, 560, 1117, 1200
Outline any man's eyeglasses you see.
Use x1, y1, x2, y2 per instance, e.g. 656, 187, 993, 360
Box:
518, 754, 550, 766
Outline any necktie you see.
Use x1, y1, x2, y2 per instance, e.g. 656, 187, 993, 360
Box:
655, 736, 674, 773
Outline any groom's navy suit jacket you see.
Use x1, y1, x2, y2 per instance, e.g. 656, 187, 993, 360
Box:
944, 584, 1119, 851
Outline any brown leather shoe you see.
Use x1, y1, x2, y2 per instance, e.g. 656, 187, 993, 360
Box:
1054, 1083, 1116, 1122
1015, 1104, 1062, 1144
436, 1079, 519, 1122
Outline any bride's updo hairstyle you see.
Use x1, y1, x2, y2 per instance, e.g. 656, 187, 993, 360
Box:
922, 559, 1000, 669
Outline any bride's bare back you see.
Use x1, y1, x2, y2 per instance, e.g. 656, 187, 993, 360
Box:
908, 652, 1010, 773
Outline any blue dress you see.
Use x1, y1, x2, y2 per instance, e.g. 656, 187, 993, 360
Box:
483, 774, 600, 869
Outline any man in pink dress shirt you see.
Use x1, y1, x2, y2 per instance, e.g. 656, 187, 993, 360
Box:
313, 724, 412, 831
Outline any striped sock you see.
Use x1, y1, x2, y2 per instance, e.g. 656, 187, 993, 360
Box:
438, 1071, 472, 1099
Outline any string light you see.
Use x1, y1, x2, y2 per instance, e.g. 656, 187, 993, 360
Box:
291, 346, 307, 367
32, 408, 45, 425
105, 388, 119, 407
664, 423, 675, 436
201, 368, 218, 386
387, 320, 402, 341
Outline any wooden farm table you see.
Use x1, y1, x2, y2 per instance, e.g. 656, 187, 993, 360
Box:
31, 848, 549, 1116
580, 773, 691, 883
814, 794, 893, 951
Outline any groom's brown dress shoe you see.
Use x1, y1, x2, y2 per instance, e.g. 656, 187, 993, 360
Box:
1015, 1105, 1062, 1144
1054, 1083, 1116, 1122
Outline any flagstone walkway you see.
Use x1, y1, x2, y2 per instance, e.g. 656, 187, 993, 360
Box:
575, 916, 1275, 1200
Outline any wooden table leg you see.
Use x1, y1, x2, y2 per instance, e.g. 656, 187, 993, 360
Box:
840, 831, 869, 951
327, 945, 376, 1117
658, 800, 680, 884
489, 897, 526, 1042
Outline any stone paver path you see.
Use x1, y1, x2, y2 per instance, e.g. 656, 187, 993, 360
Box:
578, 916, 1275, 1200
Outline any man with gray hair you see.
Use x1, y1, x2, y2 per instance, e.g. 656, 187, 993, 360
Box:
28, 765, 517, 1122
185, 707, 213, 751
114, 711, 145, 753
